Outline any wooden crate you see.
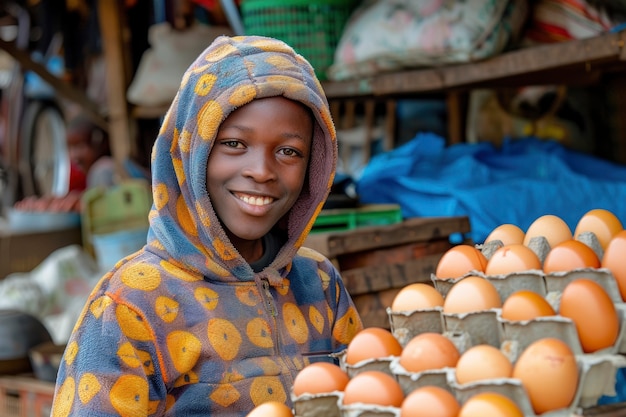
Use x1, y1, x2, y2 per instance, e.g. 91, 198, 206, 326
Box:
0, 376, 55, 417
305, 216, 472, 328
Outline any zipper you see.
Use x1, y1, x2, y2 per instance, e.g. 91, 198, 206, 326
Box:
261, 278, 283, 361
262, 279, 277, 317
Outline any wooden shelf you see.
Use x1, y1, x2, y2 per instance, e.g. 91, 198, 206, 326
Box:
321, 31, 626, 99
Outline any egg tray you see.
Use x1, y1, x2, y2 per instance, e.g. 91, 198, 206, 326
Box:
448, 351, 626, 417
381, 268, 626, 415
479, 232, 604, 267
390, 351, 626, 415
295, 231, 626, 416
291, 351, 626, 417
292, 390, 400, 417
420, 267, 626, 356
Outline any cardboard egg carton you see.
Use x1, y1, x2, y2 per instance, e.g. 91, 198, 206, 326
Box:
538, 267, 626, 356
339, 355, 396, 379
387, 303, 503, 353
448, 353, 626, 417
499, 305, 626, 357
575, 231, 605, 260
389, 357, 454, 396
293, 392, 343, 417
442, 309, 502, 352
431, 270, 547, 303
543, 268, 622, 304
291, 389, 402, 417
387, 307, 443, 347
339, 403, 399, 417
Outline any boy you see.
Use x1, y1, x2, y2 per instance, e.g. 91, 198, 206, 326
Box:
50, 35, 363, 416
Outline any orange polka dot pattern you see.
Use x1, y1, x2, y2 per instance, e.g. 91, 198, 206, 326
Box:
50, 35, 362, 417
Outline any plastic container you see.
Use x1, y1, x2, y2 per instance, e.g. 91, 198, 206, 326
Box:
80, 179, 152, 261
92, 227, 148, 270
241, 0, 358, 80
7, 209, 80, 233
312, 204, 402, 233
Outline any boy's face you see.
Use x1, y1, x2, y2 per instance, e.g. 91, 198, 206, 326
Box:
207, 96, 313, 247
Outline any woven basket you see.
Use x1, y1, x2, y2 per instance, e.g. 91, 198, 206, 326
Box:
241, 0, 357, 80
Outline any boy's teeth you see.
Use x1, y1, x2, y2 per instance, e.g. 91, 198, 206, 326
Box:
241, 195, 272, 206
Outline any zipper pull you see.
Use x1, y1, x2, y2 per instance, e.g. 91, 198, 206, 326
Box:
262, 279, 277, 317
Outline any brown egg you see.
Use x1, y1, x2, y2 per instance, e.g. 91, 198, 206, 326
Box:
458, 392, 524, 417
542, 239, 600, 273
400, 386, 460, 417
455, 344, 513, 384
391, 283, 444, 312
602, 230, 626, 301
246, 401, 293, 417
484, 244, 542, 275
500, 290, 555, 321
343, 370, 404, 407
435, 245, 488, 279
575, 208, 624, 250
443, 276, 501, 314
512, 338, 578, 414
292, 362, 349, 396
523, 214, 572, 249
344, 327, 403, 365
559, 278, 619, 353
485, 223, 525, 246
400, 332, 460, 373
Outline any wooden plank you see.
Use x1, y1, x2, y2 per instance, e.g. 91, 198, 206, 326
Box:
337, 238, 452, 270
383, 100, 396, 151
322, 32, 626, 99
373, 67, 445, 97
440, 33, 623, 87
446, 91, 464, 144
353, 287, 399, 329
341, 253, 443, 296
98, 0, 134, 169
305, 216, 471, 258
321, 77, 375, 98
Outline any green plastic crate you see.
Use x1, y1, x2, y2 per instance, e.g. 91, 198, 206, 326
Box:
241, 0, 357, 80
80, 179, 152, 258
312, 204, 403, 233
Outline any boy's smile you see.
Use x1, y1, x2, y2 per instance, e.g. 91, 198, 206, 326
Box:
207, 96, 313, 262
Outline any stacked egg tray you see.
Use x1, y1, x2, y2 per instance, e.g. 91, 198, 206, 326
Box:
291, 233, 626, 417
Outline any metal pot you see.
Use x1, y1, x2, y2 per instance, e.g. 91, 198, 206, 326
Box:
0, 309, 52, 375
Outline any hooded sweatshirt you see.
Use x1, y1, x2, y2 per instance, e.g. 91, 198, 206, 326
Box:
50, 35, 363, 416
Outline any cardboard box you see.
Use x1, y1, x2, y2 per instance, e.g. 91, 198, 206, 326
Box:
0, 225, 82, 280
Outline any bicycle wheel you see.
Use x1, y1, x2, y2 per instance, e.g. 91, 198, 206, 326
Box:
19, 99, 69, 197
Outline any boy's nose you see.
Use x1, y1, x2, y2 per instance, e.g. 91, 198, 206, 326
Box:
242, 153, 276, 182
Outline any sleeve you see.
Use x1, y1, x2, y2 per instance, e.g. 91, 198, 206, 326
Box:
50, 294, 166, 417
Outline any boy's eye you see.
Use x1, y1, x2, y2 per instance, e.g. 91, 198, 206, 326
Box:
279, 148, 303, 157
223, 140, 243, 148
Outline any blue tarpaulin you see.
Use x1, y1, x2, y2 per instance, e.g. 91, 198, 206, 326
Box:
356, 133, 626, 244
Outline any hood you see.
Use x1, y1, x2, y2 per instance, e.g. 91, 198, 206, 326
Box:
146, 35, 337, 284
